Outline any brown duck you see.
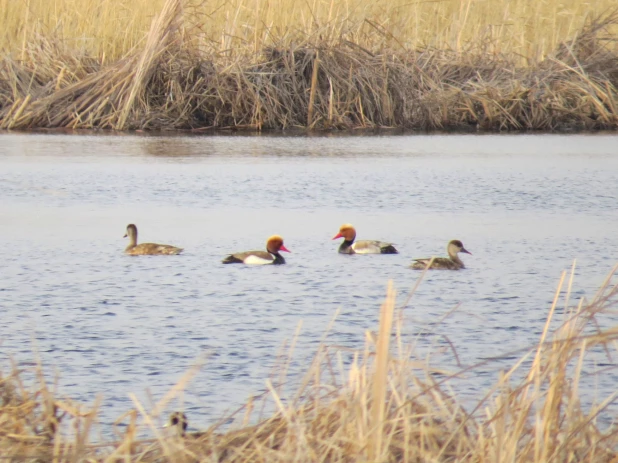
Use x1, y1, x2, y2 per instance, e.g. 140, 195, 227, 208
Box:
410, 240, 471, 270
222, 235, 290, 265
332, 224, 398, 254
123, 224, 183, 255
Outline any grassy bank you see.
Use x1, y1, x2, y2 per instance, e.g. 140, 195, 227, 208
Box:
1, 268, 618, 462
0, 0, 617, 131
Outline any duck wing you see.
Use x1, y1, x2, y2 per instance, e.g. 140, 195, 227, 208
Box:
352, 240, 398, 254
127, 243, 183, 255
222, 250, 274, 265
410, 257, 432, 270
410, 257, 462, 270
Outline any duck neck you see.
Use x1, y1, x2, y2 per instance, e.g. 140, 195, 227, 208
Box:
126, 232, 137, 250
448, 250, 464, 266
338, 239, 355, 254
272, 252, 286, 265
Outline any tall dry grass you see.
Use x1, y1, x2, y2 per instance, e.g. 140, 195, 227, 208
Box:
1, 265, 618, 462
2, 0, 617, 61
0, 0, 617, 130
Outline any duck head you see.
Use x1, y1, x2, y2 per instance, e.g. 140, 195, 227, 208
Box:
123, 224, 138, 239
332, 224, 356, 242
266, 235, 290, 254
448, 240, 471, 256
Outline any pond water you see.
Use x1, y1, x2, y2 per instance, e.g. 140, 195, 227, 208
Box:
1, 131, 617, 437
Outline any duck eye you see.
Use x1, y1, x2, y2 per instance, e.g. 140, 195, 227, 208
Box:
172, 417, 179, 425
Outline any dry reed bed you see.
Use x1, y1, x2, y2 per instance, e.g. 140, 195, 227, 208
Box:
5, 0, 615, 62
1, 0, 618, 131
2, 267, 618, 462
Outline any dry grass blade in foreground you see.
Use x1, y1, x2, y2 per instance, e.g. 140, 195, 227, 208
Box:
1, 0, 618, 131
1, 265, 618, 462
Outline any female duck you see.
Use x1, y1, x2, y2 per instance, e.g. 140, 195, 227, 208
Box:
123, 224, 183, 255
332, 224, 398, 254
222, 235, 290, 265
410, 240, 471, 270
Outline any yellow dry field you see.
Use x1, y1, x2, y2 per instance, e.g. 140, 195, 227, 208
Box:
1, 0, 615, 60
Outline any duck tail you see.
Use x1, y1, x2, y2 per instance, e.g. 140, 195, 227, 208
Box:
381, 245, 398, 254
222, 254, 243, 264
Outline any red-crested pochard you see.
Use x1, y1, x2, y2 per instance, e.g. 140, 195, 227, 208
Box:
332, 224, 398, 254
410, 240, 471, 270
222, 235, 290, 265
123, 224, 183, 255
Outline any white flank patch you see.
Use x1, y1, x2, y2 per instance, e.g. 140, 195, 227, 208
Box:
243, 255, 273, 265
351, 243, 381, 254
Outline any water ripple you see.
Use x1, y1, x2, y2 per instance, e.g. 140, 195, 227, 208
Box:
0, 133, 617, 433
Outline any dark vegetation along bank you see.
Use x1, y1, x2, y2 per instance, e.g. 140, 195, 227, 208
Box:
1, 0, 618, 132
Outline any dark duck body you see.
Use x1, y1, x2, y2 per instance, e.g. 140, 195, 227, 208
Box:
332, 224, 398, 254
222, 235, 290, 265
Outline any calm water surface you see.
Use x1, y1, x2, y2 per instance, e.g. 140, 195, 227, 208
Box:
1, 132, 617, 436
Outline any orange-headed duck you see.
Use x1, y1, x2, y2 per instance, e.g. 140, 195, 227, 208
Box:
123, 224, 183, 255
410, 240, 471, 270
332, 224, 398, 254
222, 235, 290, 265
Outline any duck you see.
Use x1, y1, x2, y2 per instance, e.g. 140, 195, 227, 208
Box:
222, 235, 290, 265
167, 411, 188, 437
410, 240, 471, 270
123, 224, 183, 255
332, 224, 398, 254
165, 412, 211, 440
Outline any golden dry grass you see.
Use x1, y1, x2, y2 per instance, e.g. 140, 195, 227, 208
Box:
1, 265, 618, 462
2, 0, 617, 60
0, 0, 617, 130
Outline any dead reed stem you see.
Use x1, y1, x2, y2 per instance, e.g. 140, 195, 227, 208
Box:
307, 50, 320, 128
116, 0, 184, 130
369, 281, 395, 461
